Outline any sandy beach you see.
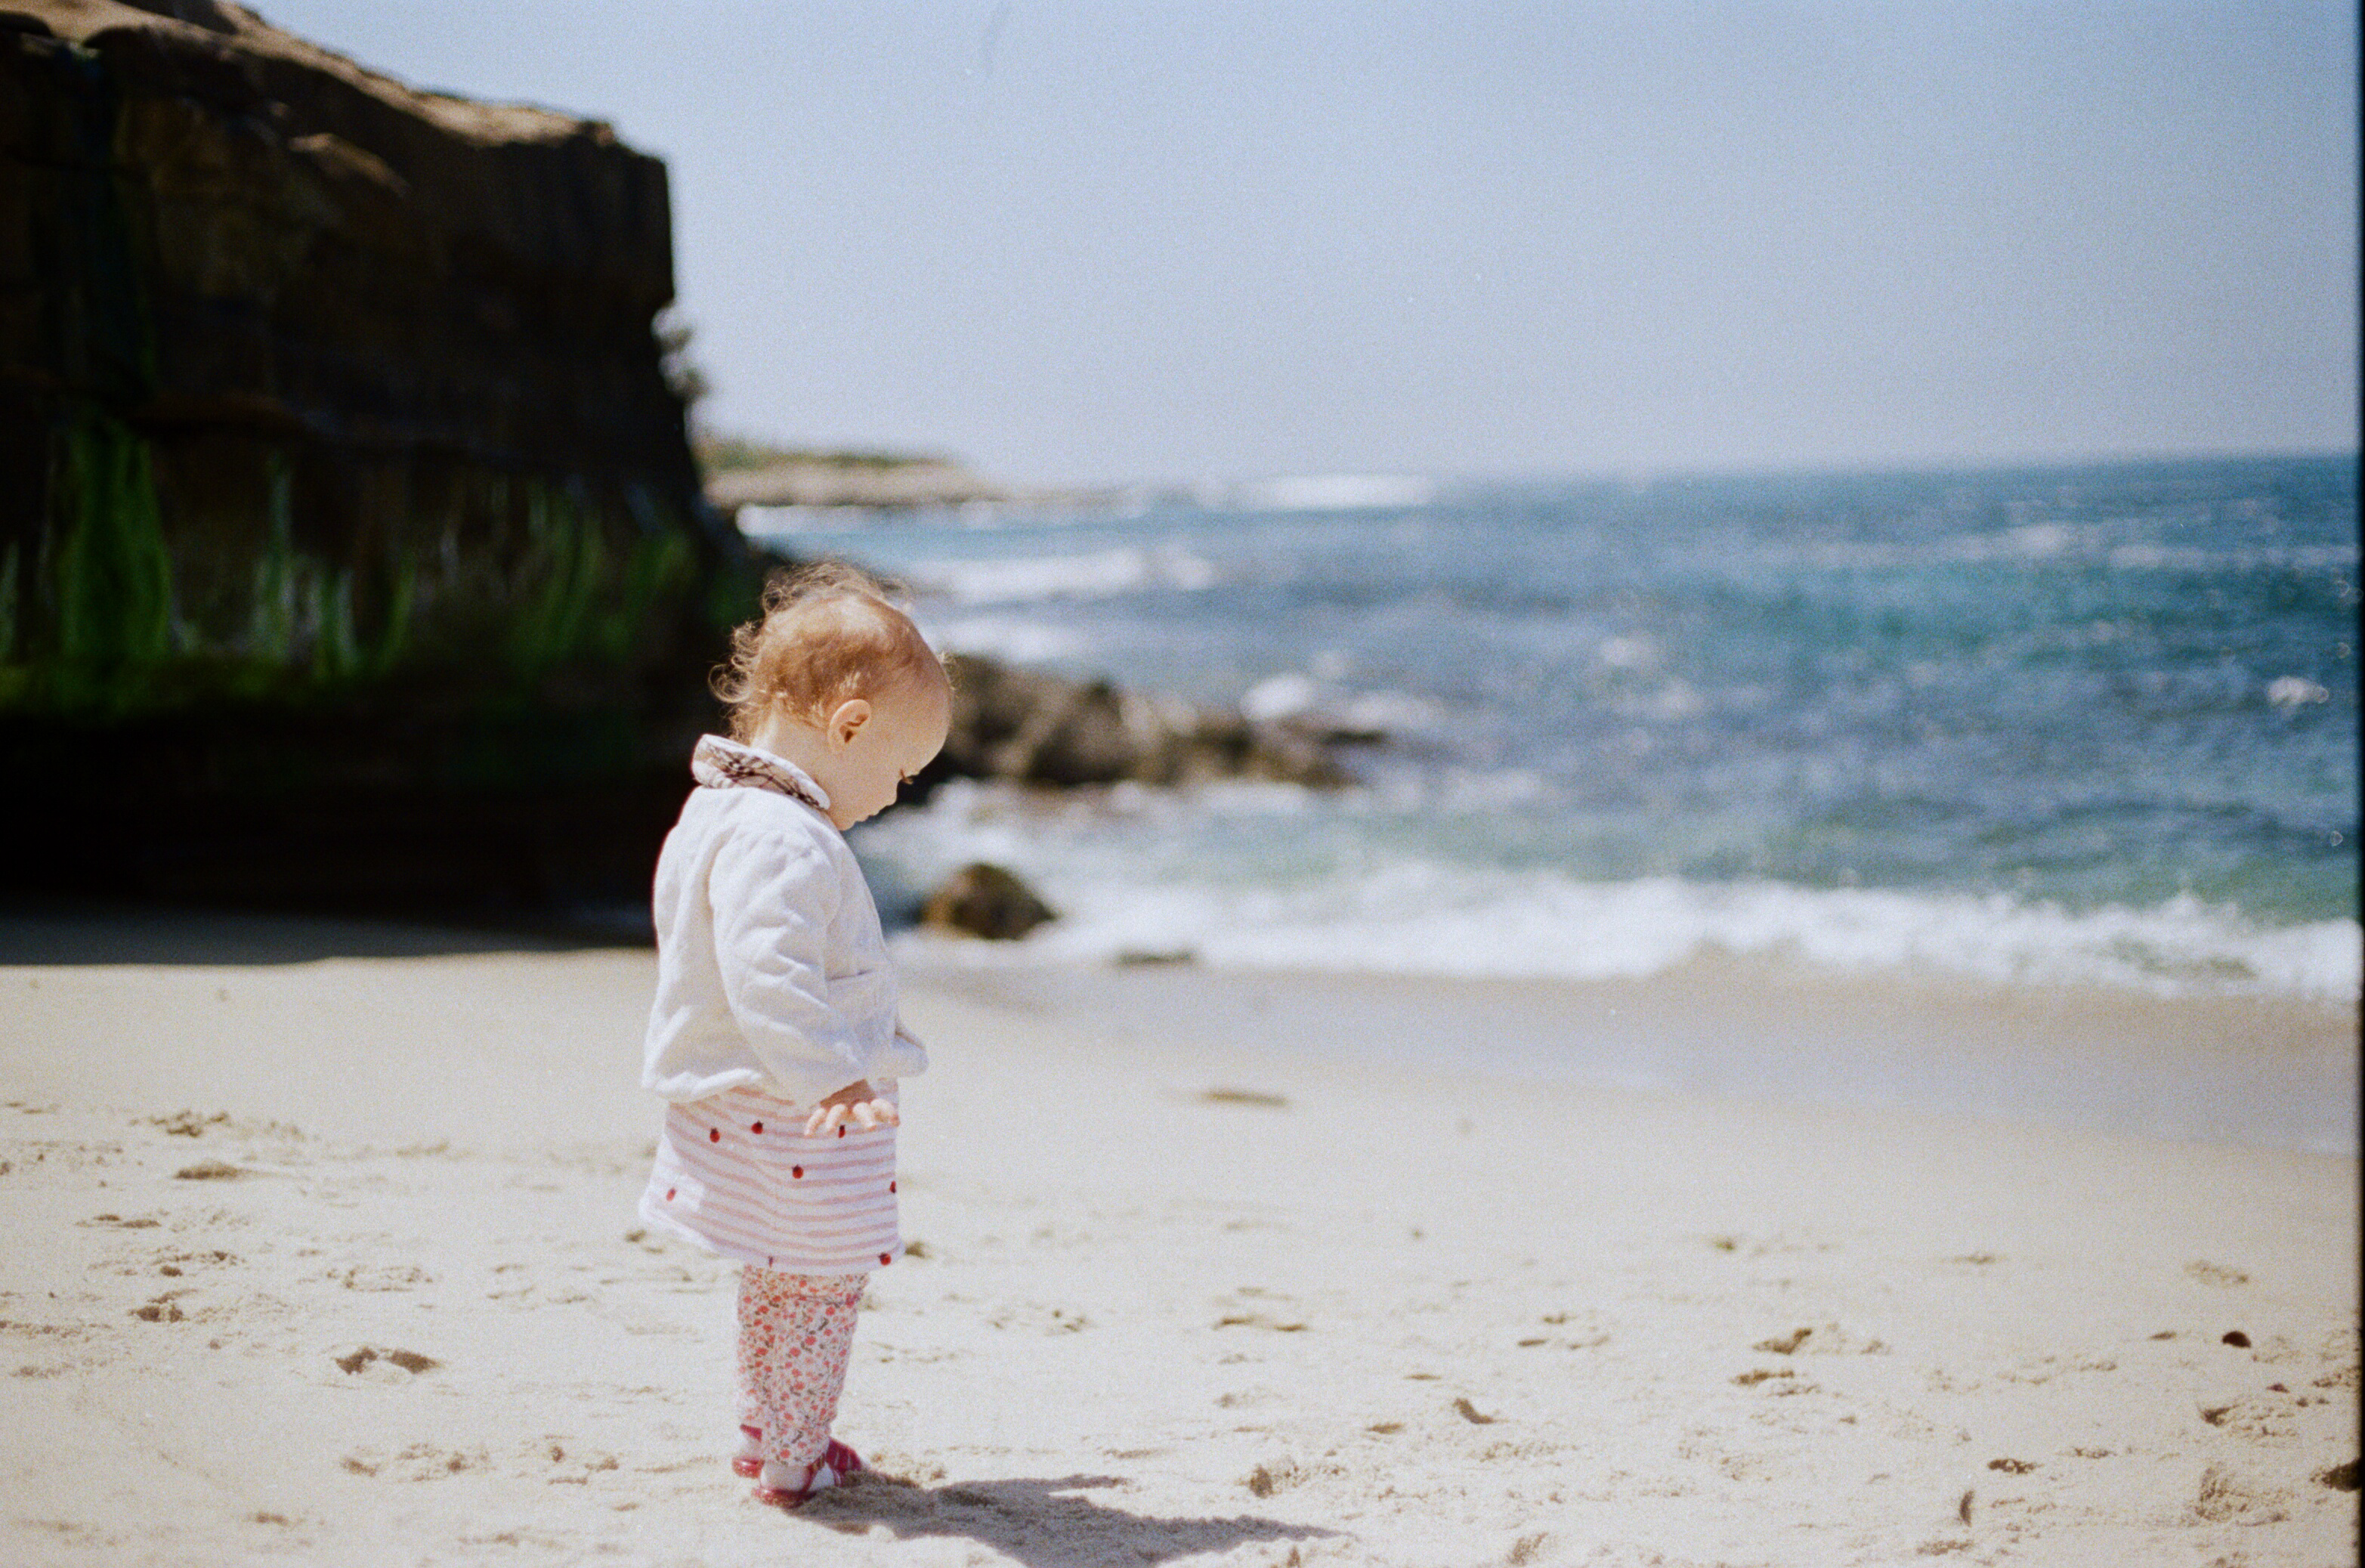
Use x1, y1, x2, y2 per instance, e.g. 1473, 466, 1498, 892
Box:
0, 912, 2355, 1567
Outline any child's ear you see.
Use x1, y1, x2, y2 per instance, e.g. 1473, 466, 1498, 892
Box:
827, 697, 873, 749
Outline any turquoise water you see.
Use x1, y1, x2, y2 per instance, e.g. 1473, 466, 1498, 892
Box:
752, 455, 2359, 998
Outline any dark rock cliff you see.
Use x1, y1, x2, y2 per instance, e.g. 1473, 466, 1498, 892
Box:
0, 1, 752, 915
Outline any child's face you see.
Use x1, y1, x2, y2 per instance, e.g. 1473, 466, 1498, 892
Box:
812, 673, 951, 830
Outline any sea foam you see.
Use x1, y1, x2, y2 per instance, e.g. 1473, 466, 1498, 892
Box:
869, 803, 2360, 1002
1232, 475, 1437, 512
909, 545, 1217, 605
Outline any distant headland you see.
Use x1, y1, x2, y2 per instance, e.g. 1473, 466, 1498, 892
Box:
697, 435, 1122, 515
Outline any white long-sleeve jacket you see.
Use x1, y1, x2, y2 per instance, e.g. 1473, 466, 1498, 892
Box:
641, 738, 927, 1108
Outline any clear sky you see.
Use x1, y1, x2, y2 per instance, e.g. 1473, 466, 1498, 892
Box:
259, 1, 2357, 484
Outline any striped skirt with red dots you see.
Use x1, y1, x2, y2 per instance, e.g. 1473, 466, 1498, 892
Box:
638, 1084, 901, 1273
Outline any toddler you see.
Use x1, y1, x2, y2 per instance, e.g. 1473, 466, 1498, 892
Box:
637, 563, 951, 1508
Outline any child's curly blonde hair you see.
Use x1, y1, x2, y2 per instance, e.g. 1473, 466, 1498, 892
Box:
714, 561, 945, 741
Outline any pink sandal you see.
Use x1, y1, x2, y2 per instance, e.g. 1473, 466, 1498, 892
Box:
750, 1458, 832, 1508
750, 1449, 864, 1508
732, 1425, 863, 1483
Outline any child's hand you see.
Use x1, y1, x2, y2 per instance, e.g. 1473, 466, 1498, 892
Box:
805, 1080, 899, 1137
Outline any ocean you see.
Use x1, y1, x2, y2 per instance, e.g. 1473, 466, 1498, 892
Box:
744, 455, 2359, 1004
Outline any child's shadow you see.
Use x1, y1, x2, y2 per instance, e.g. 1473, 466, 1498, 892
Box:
798, 1472, 1337, 1563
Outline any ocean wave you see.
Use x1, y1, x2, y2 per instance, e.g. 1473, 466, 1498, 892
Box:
1753, 528, 2357, 575
1229, 475, 1438, 512
907, 545, 1217, 605
920, 612, 1096, 665
1240, 672, 1446, 735
879, 847, 2360, 1000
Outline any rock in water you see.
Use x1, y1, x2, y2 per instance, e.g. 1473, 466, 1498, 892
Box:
920, 863, 1058, 941
932, 654, 1346, 790
0, 2, 756, 911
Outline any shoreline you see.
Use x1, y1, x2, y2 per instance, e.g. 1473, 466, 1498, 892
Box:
5, 905, 2351, 1154
897, 948, 2360, 1155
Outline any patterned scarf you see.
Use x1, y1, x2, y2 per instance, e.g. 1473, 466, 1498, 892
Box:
690, 735, 830, 815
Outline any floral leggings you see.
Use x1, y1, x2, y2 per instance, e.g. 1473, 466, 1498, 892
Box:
736, 1266, 865, 1467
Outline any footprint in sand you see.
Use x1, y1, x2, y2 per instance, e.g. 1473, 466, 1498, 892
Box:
172, 1159, 252, 1181
2000, 1353, 2118, 1385
341, 1443, 487, 1481
1243, 1457, 1301, 1495
2197, 1393, 2308, 1440
2189, 1462, 2291, 1525
534, 1440, 621, 1485
332, 1263, 433, 1292
1538, 1311, 1612, 1350
333, 1345, 441, 1382
153, 1248, 238, 1279
147, 1111, 230, 1138
1752, 1322, 1888, 1356
986, 1303, 1089, 1334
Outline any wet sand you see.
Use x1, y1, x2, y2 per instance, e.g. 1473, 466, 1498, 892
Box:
0, 917, 2355, 1566
897, 953, 2360, 1153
